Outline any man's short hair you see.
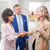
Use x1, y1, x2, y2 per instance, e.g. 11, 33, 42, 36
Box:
13, 4, 20, 9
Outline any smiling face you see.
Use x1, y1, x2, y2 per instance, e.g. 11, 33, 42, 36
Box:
36, 9, 43, 18
8, 15, 14, 22
14, 6, 21, 15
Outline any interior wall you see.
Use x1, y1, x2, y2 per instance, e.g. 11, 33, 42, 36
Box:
29, 0, 50, 2
9, 0, 19, 10
19, 0, 29, 20
0, 0, 9, 32
45, 1, 50, 14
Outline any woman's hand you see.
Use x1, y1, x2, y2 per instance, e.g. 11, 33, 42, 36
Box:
20, 31, 27, 38
39, 22, 44, 29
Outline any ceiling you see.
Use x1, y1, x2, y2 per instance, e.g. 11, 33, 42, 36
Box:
29, 0, 50, 2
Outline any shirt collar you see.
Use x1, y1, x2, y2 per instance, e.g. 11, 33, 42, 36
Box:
16, 14, 21, 17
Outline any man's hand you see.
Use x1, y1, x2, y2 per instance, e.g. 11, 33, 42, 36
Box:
21, 31, 27, 35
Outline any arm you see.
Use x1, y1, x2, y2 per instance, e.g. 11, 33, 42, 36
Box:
26, 21, 38, 36
1, 25, 21, 41
39, 22, 50, 40
26, 31, 33, 36
6, 32, 24, 41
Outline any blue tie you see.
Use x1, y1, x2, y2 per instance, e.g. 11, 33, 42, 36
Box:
18, 16, 23, 32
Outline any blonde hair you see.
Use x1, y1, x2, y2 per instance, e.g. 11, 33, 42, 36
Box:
37, 6, 49, 20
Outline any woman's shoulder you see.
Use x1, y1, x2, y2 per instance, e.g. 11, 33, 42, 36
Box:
44, 20, 50, 27
1, 22, 5, 28
1, 22, 8, 29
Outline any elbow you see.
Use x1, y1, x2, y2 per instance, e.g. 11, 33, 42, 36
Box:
48, 35, 50, 40
45, 35, 50, 40
47, 34, 50, 40
46, 37, 49, 40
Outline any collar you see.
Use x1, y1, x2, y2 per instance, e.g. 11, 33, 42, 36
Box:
16, 14, 21, 17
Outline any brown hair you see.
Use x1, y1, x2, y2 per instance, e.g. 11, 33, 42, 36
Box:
37, 6, 49, 20
13, 4, 20, 9
1, 8, 13, 23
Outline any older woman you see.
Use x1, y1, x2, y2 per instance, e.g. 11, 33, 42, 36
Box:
1, 8, 26, 50
27, 6, 50, 50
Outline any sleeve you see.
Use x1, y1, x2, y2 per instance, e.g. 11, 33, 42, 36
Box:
1, 25, 18, 42
39, 22, 50, 40
27, 31, 33, 36
24, 16, 29, 39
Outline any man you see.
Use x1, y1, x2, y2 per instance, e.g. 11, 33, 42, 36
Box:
11, 4, 29, 50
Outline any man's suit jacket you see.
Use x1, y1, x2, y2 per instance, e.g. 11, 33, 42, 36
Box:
11, 14, 28, 40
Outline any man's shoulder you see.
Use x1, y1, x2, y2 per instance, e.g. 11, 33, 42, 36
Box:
21, 14, 26, 17
14, 14, 26, 17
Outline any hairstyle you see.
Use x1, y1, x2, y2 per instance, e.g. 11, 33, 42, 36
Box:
13, 4, 20, 9
1, 8, 13, 23
37, 6, 49, 20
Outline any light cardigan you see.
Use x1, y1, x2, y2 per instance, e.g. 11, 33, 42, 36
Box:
1, 22, 18, 50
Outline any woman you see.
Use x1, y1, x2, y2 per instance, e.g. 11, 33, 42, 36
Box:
1, 8, 26, 50
27, 6, 50, 50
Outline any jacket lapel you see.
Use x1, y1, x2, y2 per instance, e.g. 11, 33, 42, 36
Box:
14, 14, 19, 32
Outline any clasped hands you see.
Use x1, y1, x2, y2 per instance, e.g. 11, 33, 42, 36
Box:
19, 31, 27, 38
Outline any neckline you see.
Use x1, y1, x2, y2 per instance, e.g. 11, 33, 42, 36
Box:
8, 23, 13, 29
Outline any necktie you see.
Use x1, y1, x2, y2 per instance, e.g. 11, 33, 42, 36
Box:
18, 16, 23, 33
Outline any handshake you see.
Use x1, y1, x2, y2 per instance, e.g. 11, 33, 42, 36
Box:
19, 31, 28, 38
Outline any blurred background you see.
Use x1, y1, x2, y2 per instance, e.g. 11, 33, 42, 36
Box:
0, 0, 50, 50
